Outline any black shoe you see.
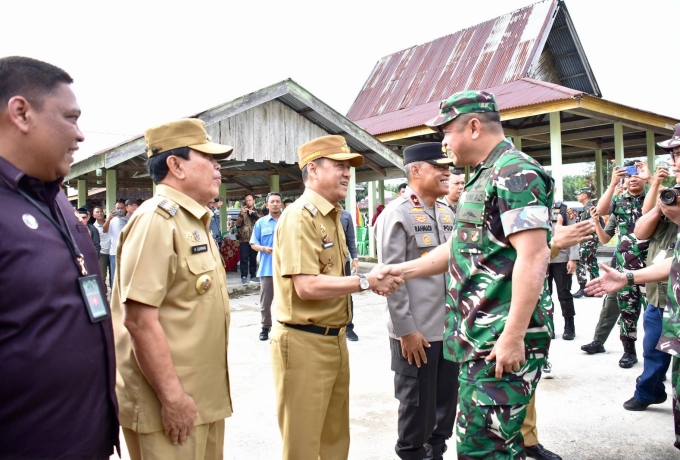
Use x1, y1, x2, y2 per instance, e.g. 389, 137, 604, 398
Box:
623, 395, 667, 411
550, 330, 556, 340
241, 277, 247, 285
573, 288, 585, 298
424, 443, 447, 460
259, 327, 270, 341
525, 443, 562, 460
346, 329, 359, 341
619, 341, 638, 368
562, 317, 575, 340
250, 276, 260, 283
581, 341, 605, 354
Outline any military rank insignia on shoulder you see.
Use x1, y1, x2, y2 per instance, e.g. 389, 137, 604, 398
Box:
157, 198, 179, 217
303, 202, 318, 216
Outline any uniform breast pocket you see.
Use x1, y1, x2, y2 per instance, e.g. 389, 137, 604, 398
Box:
186, 256, 217, 299
319, 247, 336, 274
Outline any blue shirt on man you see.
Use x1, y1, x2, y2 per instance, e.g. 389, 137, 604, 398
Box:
250, 214, 278, 277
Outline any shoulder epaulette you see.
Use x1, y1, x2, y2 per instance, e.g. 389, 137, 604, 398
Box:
303, 202, 318, 216
157, 198, 179, 217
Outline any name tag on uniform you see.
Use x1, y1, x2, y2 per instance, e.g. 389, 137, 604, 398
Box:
191, 244, 208, 254
78, 275, 110, 323
323, 241, 335, 249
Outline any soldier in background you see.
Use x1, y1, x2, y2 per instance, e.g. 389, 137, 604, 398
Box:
573, 188, 600, 298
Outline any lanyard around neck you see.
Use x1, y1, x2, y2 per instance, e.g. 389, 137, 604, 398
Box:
17, 188, 89, 276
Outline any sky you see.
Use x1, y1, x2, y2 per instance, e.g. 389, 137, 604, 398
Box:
2, 0, 679, 172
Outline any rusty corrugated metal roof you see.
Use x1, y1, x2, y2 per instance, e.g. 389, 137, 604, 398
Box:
354, 78, 584, 136
347, 0, 560, 122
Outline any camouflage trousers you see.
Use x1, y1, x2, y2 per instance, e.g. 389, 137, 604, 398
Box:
617, 284, 647, 341
576, 241, 600, 287
456, 355, 546, 459
673, 357, 680, 450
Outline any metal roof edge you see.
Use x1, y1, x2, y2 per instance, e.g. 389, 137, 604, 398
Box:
525, 0, 560, 77
558, 0, 602, 97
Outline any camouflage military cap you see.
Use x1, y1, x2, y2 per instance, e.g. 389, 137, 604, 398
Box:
657, 123, 680, 152
577, 188, 593, 196
426, 90, 498, 131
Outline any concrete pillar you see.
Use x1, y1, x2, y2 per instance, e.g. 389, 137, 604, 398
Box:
347, 167, 357, 227
268, 174, 280, 192
368, 181, 377, 257
106, 169, 118, 213
549, 112, 563, 201
378, 180, 385, 205
152, 182, 157, 195
77, 179, 87, 208
464, 166, 470, 182
595, 149, 603, 198
646, 130, 656, 169
614, 122, 624, 166
219, 183, 227, 233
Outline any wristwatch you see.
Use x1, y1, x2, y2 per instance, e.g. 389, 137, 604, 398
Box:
626, 272, 635, 286
357, 274, 370, 291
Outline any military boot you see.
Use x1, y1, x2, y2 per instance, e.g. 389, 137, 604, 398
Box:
581, 340, 605, 354
424, 443, 447, 460
573, 286, 586, 298
562, 317, 575, 340
619, 340, 638, 368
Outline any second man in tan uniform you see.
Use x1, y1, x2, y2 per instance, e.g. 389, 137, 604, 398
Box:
271, 135, 403, 460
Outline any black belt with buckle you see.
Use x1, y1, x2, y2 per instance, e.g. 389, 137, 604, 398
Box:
281, 322, 344, 336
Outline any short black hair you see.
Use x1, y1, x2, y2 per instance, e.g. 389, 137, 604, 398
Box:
77, 207, 89, 214
116, 199, 126, 205
0, 56, 73, 111
398, 183, 407, 191
214, 196, 223, 203
283, 198, 294, 204
146, 146, 191, 184
244, 193, 255, 201
267, 192, 282, 202
451, 169, 464, 175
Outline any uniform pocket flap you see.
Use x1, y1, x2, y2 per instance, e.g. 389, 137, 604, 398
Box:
186, 256, 216, 275
391, 353, 419, 377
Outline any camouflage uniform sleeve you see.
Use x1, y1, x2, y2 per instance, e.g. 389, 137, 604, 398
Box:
495, 155, 551, 236
603, 214, 617, 238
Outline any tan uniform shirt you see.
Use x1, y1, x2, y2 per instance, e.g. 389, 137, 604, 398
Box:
375, 187, 454, 342
111, 184, 232, 433
273, 188, 350, 327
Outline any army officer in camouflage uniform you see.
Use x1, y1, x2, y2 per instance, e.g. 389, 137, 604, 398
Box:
573, 188, 600, 298
380, 90, 553, 459
376, 142, 457, 460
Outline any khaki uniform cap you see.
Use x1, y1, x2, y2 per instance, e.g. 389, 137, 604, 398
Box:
145, 119, 234, 159
297, 135, 364, 169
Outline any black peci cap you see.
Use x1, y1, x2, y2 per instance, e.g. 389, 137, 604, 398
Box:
403, 142, 455, 166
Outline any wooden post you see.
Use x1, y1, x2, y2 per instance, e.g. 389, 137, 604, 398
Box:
378, 180, 385, 205
647, 130, 656, 169
106, 169, 117, 213
614, 122, 624, 166
347, 167, 357, 228
268, 174, 280, 192
77, 180, 87, 208
549, 112, 563, 201
595, 149, 603, 198
368, 181, 377, 257
219, 183, 227, 233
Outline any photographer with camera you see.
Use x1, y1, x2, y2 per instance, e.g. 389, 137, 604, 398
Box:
236, 194, 260, 285
581, 162, 651, 368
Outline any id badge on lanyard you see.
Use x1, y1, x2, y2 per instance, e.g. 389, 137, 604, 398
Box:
18, 189, 110, 323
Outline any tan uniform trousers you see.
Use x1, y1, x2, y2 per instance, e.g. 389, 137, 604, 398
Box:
270, 325, 350, 460
123, 420, 224, 460
521, 393, 539, 447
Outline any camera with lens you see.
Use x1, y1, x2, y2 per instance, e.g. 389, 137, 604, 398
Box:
660, 185, 680, 205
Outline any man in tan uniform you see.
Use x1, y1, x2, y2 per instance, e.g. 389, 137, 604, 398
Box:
271, 135, 403, 460
111, 119, 233, 460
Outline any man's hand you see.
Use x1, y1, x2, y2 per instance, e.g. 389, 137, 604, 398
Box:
610, 166, 627, 186
659, 200, 680, 226
485, 332, 526, 380
567, 260, 576, 274
367, 264, 403, 296
399, 331, 430, 368
161, 391, 197, 446
653, 165, 670, 185
264, 247, 273, 254
634, 162, 652, 183
352, 259, 359, 275
107, 210, 117, 221
584, 263, 626, 297
552, 214, 594, 249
